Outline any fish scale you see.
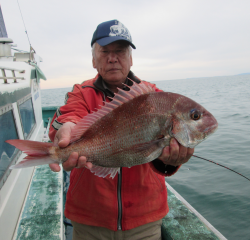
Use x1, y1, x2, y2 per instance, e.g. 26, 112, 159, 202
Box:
73, 95, 164, 167
6, 81, 218, 178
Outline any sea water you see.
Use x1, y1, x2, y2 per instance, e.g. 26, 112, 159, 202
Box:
41, 74, 250, 240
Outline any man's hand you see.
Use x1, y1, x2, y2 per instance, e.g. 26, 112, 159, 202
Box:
158, 138, 194, 166
49, 122, 93, 172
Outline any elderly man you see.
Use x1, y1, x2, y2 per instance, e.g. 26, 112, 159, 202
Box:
49, 20, 194, 240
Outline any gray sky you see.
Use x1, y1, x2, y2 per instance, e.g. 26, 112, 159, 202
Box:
2, 0, 250, 89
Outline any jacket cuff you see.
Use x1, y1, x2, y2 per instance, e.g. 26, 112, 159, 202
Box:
149, 159, 181, 176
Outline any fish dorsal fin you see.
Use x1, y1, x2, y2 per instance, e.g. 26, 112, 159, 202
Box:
70, 81, 155, 143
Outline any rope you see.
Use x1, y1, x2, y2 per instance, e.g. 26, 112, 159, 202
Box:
192, 155, 250, 182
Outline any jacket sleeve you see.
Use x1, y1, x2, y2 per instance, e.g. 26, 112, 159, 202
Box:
49, 84, 90, 142
149, 161, 181, 176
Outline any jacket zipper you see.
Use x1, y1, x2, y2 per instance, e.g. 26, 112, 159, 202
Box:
117, 168, 122, 230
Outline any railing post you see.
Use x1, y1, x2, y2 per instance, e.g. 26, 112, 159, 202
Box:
1, 69, 7, 84
11, 70, 17, 83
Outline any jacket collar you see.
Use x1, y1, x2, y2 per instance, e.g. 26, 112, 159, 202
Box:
93, 71, 141, 97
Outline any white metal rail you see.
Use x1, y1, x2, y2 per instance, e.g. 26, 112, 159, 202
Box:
0, 66, 25, 83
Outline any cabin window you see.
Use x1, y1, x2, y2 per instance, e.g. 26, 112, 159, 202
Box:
18, 94, 36, 139
0, 105, 20, 189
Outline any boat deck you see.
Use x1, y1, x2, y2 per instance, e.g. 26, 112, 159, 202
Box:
13, 165, 63, 240
162, 182, 226, 240
13, 164, 226, 239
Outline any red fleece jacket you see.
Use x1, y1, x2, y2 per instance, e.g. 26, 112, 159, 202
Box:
49, 75, 180, 231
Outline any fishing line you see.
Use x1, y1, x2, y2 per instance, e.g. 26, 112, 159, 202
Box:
17, 0, 31, 46
192, 155, 250, 182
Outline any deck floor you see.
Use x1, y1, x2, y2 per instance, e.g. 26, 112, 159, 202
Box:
14, 165, 62, 240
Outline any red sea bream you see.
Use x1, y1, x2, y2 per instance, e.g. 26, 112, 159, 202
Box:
6, 81, 218, 178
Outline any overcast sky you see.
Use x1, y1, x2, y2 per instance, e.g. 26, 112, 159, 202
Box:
1, 0, 250, 89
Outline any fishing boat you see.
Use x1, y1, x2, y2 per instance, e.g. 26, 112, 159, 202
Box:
0, 5, 55, 239
0, 5, 227, 240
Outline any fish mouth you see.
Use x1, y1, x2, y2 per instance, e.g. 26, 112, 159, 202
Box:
204, 123, 218, 134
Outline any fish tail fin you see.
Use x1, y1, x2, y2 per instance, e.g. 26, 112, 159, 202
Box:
6, 139, 56, 169
10, 155, 56, 169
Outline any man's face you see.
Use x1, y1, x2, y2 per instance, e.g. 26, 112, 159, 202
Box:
92, 41, 133, 88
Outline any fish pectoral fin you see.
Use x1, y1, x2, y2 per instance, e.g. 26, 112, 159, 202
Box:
109, 138, 170, 164
89, 165, 120, 179
111, 138, 170, 156
139, 138, 170, 162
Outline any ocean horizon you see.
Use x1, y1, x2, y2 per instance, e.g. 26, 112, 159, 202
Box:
41, 73, 250, 91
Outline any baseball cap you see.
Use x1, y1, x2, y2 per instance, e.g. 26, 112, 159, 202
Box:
91, 20, 136, 49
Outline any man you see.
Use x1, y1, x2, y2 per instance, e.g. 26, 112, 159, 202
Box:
49, 20, 194, 240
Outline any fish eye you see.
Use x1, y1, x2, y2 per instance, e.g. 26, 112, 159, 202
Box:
190, 109, 201, 120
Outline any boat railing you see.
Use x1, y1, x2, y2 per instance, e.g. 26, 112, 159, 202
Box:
0, 66, 25, 83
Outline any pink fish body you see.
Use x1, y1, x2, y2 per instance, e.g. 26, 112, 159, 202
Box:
6, 81, 218, 178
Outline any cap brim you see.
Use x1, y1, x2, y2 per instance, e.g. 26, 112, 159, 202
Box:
96, 36, 136, 49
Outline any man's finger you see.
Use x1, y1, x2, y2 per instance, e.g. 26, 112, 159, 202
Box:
187, 148, 195, 161
178, 144, 188, 162
169, 138, 179, 161
62, 152, 79, 171
58, 137, 71, 148
54, 122, 76, 148
78, 156, 93, 169
49, 163, 61, 172
158, 146, 170, 163
85, 162, 93, 169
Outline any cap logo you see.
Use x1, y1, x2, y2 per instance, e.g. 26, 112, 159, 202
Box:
109, 22, 132, 42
